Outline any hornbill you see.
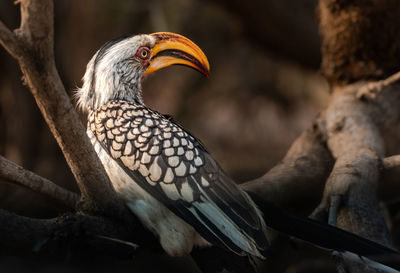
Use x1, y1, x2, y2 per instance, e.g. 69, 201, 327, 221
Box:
77, 32, 267, 258
76, 32, 400, 270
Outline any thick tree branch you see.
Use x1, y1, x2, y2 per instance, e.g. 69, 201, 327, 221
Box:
319, 0, 400, 86
242, 122, 334, 211
0, 155, 79, 208
314, 1, 400, 270
0, 0, 124, 215
0, 209, 155, 257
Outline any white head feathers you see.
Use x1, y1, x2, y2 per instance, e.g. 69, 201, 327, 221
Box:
76, 34, 156, 112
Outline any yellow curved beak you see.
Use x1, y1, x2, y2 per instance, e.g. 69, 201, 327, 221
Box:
146, 32, 210, 77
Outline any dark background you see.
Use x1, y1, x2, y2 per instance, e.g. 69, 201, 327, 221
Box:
0, 0, 327, 215
0, 1, 337, 272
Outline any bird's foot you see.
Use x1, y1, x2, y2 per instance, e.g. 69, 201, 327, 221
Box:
310, 194, 342, 225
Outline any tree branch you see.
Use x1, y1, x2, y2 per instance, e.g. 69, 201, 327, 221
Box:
0, 19, 20, 58
357, 71, 400, 100
383, 155, 400, 170
318, 0, 400, 86
242, 121, 334, 211
0, 208, 155, 257
0, 155, 79, 208
0, 0, 125, 215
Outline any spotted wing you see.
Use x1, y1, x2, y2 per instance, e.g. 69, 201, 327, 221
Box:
89, 101, 268, 257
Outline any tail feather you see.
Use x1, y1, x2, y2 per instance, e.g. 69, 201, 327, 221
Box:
193, 188, 266, 258
247, 193, 400, 271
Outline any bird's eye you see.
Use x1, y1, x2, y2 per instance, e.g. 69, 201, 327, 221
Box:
136, 47, 150, 60
141, 49, 148, 58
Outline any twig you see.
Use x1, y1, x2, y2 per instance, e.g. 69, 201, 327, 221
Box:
383, 155, 400, 170
95, 235, 139, 249
357, 71, 400, 100
0, 155, 79, 208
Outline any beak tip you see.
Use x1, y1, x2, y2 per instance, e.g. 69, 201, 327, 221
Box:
202, 63, 210, 78
200, 66, 210, 78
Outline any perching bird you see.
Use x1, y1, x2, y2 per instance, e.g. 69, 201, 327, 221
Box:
76, 32, 268, 258
76, 32, 400, 272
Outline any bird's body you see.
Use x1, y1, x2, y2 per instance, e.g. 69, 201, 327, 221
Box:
77, 33, 268, 258
87, 100, 266, 257
86, 104, 205, 256
75, 32, 400, 272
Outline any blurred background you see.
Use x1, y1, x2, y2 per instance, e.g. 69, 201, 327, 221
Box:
0, 0, 328, 216
0, 0, 335, 272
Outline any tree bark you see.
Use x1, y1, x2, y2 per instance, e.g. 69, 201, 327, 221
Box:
319, 0, 400, 86
0, 0, 125, 215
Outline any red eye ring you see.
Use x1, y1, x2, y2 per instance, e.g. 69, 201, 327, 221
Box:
136, 46, 150, 60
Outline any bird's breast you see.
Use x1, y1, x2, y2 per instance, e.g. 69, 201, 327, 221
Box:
87, 128, 204, 256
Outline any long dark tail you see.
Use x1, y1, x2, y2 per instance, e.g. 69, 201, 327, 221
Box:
249, 193, 400, 271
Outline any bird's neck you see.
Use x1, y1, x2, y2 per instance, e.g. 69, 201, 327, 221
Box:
77, 64, 145, 112
97, 65, 145, 107
112, 79, 144, 105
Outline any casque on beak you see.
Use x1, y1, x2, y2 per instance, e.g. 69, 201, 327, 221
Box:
145, 32, 210, 77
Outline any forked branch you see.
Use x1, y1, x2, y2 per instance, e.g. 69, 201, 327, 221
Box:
0, 0, 124, 215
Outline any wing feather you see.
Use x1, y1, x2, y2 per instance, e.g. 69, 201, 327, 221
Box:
90, 101, 268, 257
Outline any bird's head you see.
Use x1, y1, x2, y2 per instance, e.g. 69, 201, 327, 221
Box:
76, 32, 210, 112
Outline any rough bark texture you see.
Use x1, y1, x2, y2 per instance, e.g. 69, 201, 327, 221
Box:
320, 82, 400, 245
319, 0, 400, 85
314, 1, 400, 271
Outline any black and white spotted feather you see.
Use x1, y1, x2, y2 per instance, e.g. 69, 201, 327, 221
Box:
88, 100, 268, 257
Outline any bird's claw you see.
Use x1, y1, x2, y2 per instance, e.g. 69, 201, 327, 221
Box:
310, 194, 343, 225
